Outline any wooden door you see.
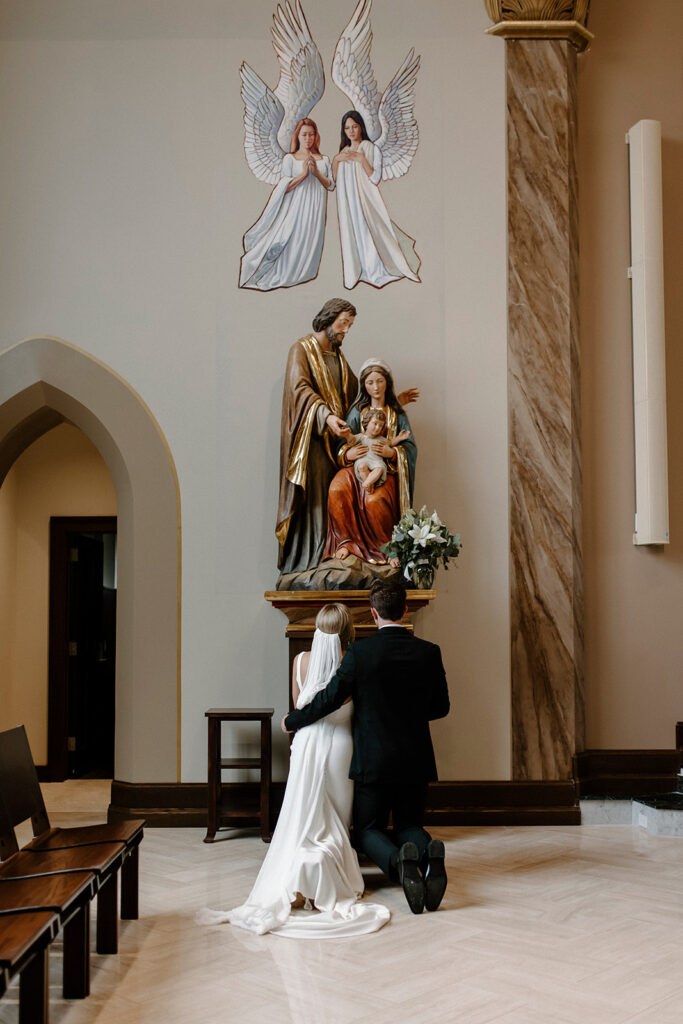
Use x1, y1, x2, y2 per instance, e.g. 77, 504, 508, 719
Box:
48, 517, 117, 780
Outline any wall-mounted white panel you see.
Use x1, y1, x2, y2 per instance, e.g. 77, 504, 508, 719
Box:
627, 119, 669, 545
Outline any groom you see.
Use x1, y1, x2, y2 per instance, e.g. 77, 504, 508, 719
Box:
282, 579, 450, 914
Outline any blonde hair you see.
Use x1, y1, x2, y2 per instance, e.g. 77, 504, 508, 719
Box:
315, 603, 355, 647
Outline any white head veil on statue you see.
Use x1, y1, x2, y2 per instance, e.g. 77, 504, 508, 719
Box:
296, 629, 343, 709
354, 357, 394, 409
357, 356, 392, 379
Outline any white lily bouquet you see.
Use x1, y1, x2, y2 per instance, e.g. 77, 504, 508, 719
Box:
381, 506, 462, 589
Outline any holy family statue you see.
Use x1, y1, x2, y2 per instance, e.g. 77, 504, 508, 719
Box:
276, 298, 418, 590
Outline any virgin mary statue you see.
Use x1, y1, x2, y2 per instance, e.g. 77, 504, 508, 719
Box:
325, 357, 417, 565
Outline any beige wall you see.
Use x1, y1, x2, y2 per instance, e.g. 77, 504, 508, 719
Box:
1, 1, 680, 782
0, 0, 510, 781
0, 424, 116, 762
579, 0, 683, 748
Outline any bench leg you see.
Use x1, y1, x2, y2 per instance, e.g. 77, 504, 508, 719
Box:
96, 873, 119, 954
121, 844, 139, 920
19, 947, 49, 1024
63, 904, 90, 999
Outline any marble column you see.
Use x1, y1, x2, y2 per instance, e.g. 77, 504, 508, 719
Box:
485, 2, 592, 779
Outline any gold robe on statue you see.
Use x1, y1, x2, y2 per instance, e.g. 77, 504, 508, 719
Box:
277, 336, 357, 574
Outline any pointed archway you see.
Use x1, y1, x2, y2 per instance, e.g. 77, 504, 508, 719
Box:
0, 337, 181, 782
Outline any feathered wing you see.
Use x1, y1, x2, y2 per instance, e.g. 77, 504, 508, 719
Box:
376, 48, 421, 181
271, 0, 325, 151
241, 62, 286, 185
241, 1, 324, 184
331, 0, 381, 142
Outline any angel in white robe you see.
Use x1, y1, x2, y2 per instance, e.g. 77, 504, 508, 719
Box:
239, 1, 327, 291
240, 118, 334, 290
332, 110, 419, 290
331, 0, 422, 290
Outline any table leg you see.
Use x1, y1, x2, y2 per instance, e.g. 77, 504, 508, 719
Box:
204, 716, 220, 843
260, 718, 272, 842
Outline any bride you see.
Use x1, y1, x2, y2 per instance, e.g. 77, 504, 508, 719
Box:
203, 604, 389, 938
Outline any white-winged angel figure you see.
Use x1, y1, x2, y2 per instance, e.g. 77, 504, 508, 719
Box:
239, 1, 330, 291
331, 0, 422, 289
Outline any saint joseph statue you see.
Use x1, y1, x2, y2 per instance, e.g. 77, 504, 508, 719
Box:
276, 298, 358, 576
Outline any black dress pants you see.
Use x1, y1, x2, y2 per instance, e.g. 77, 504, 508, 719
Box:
353, 781, 431, 880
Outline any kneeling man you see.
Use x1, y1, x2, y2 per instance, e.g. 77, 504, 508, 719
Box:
283, 579, 450, 914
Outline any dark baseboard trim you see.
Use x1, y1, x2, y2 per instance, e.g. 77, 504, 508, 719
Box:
108, 778, 580, 828
573, 749, 681, 798
88, 746, 683, 826
425, 780, 579, 825
109, 780, 286, 828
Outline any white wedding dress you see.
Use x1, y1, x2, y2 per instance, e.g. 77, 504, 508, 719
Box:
201, 630, 389, 938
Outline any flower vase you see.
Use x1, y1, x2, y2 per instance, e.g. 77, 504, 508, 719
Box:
411, 566, 434, 590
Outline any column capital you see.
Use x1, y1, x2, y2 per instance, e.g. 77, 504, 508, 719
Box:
484, 1, 593, 52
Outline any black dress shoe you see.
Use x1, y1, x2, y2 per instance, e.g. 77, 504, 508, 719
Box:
397, 842, 425, 914
424, 839, 447, 911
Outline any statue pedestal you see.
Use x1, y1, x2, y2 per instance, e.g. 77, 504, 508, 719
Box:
264, 589, 436, 708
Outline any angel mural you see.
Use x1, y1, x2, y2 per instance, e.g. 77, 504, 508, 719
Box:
239, 1, 329, 291
331, 0, 421, 289
239, 0, 422, 292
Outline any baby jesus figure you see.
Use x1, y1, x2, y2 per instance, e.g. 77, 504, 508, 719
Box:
353, 407, 411, 493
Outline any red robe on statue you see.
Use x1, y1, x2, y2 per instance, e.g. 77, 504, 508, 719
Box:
324, 470, 399, 564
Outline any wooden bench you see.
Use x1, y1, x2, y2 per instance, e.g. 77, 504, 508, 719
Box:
0, 842, 126, 955
0, 910, 59, 1024
24, 823, 142, 920
0, 725, 145, 1019
0, 871, 96, 1004
0, 726, 144, 925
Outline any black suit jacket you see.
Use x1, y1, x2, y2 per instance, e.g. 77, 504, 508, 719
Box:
284, 627, 449, 784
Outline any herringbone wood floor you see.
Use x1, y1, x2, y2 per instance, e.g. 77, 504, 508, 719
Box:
1, 784, 682, 1023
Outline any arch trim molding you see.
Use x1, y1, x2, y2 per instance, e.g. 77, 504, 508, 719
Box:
0, 336, 182, 783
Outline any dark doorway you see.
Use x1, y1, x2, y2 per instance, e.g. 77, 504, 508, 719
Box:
48, 517, 117, 780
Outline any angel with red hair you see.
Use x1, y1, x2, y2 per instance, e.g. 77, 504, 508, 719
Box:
239, 3, 333, 291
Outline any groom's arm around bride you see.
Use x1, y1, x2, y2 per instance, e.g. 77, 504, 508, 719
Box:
284, 579, 450, 915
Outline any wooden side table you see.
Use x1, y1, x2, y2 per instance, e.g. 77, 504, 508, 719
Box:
204, 708, 274, 843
